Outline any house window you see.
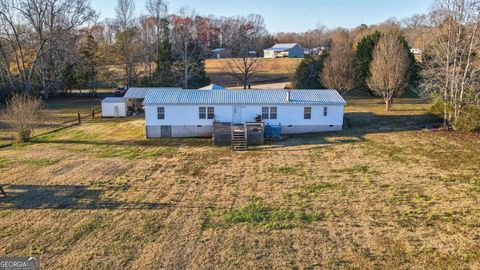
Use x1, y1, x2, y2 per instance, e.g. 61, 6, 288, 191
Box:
207, 107, 215, 119
262, 107, 269, 119
262, 107, 277, 119
199, 107, 206, 119
304, 107, 311, 119
324, 107, 328, 116
157, 107, 165, 119
270, 107, 277, 119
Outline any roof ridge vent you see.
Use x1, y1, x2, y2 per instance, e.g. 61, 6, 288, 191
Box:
287, 90, 291, 102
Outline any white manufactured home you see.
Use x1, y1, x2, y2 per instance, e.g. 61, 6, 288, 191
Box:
264, 43, 305, 58
143, 88, 346, 138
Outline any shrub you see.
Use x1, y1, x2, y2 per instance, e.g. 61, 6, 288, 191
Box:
453, 105, 480, 132
3, 94, 44, 142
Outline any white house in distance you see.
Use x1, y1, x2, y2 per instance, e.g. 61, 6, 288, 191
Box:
143, 88, 346, 138
211, 48, 232, 58
264, 43, 305, 58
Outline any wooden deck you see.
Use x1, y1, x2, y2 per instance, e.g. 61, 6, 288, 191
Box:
213, 121, 265, 149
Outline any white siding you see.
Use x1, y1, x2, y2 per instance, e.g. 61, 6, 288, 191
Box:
102, 102, 127, 117
145, 104, 343, 126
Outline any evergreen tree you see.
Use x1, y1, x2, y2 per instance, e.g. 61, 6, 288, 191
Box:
355, 31, 382, 94
156, 19, 176, 86
292, 55, 326, 89
77, 34, 100, 95
187, 59, 210, 89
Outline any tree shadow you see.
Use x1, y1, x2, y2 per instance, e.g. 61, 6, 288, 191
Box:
0, 185, 180, 210
251, 112, 442, 151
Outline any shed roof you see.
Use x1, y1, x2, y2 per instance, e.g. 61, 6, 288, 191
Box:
102, 97, 125, 104
124, 87, 181, 99
144, 89, 346, 105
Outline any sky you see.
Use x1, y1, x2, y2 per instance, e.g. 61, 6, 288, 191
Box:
91, 0, 433, 32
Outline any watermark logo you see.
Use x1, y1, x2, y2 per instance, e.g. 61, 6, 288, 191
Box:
0, 257, 39, 270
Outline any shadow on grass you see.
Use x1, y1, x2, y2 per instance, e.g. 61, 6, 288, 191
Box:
0, 185, 184, 210
30, 137, 212, 148
251, 112, 442, 151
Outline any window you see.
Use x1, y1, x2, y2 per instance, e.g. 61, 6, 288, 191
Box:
270, 107, 277, 119
157, 107, 165, 119
207, 107, 215, 119
262, 107, 277, 119
323, 107, 328, 116
262, 107, 269, 119
304, 107, 311, 119
199, 107, 206, 119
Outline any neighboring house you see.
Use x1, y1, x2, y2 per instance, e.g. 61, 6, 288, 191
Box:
264, 43, 305, 58
101, 97, 127, 118
211, 48, 232, 59
143, 88, 345, 138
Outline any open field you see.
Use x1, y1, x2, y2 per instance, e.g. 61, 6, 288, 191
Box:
206, 58, 302, 87
1, 97, 480, 269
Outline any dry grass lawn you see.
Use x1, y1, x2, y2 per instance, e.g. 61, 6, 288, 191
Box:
0, 96, 479, 269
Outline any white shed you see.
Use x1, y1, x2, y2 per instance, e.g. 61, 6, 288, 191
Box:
101, 97, 127, 118
264, 43, 305, 58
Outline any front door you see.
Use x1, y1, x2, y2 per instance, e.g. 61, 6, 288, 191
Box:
161, 126, 172, 138
233, 106, 242, 124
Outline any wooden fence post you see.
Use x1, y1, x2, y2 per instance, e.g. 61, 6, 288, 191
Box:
92, 109, 95, 118
77, 113, 81, 124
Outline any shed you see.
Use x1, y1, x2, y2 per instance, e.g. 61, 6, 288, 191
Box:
264, 43, 305, 58
124, 87, 181, 112
102, 97, 127, 118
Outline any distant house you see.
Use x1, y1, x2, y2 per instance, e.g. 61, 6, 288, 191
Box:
410, 48, 423, 55
211, 48, 232, 59
264, 43, 305, 58
143, 88, 345, 138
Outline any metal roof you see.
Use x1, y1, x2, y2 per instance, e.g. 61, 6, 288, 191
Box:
144, 89, 346, 105
124, 87, 181, 99
266, 43, 303, 51
102, 97, 125, 104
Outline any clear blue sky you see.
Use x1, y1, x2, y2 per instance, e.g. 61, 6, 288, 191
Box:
91, 0, 433, 32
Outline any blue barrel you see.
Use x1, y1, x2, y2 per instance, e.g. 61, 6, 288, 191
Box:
264, 125, 282, 140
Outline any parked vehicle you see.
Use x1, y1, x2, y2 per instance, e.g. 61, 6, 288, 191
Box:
114, 87, 129, 97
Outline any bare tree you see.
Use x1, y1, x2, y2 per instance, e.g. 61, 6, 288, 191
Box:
368, 32, 410, 111
3, 94, 44, 142
420, 0, 480, 129
0, 0, 94, 93
321, 29, 356, 95
171, 7, 199, 89
115, 0, 135, 31
222, 53, 264, 89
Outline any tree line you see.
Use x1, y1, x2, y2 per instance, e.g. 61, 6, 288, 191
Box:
292, 0, 480, 131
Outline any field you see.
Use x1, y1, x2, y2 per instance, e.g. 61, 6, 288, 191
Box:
206, 58, 301, 87
1, 96, 480, 269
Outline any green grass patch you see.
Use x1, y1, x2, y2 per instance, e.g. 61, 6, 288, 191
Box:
223, 200, 323, 229
268, 165, 303, 175
332, 164, 372, 175
97, 146, 178, 160
23, 158, 59, 167
0, 210, 12, 218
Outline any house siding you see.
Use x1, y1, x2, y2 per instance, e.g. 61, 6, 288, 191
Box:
145, 104, 344, 138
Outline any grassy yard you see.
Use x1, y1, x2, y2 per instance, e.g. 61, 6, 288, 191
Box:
0, 96, 479, 269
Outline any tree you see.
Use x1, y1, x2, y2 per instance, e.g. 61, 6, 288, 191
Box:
292, 55, 326, 89
222, 52, 264, 89
321, 30, 356, 95
115, 28, 138, 87
77, 34, 100, 95
355, 31, 382, 94
3, 94, 44, 142
116, 0, 135, 31
0, 0, 95, 94
171, 7, 202, 89
368, 32, 410, 111
155, 19, 176, 86
420, 0, 480, 130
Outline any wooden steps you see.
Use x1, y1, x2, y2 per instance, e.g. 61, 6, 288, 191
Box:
232, 128, 247, 151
